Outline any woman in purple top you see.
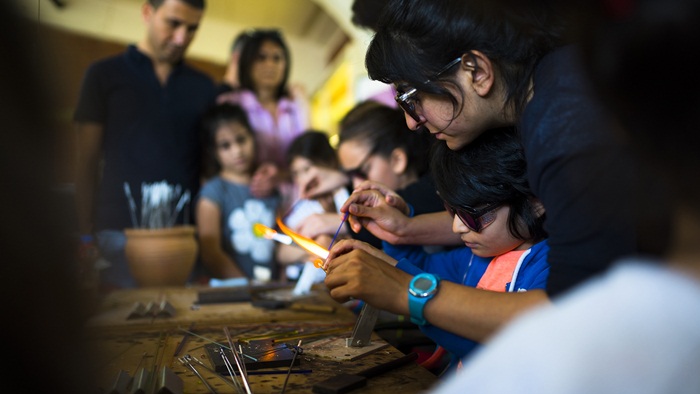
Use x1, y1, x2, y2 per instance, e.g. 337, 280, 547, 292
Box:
217, 29, 309, 201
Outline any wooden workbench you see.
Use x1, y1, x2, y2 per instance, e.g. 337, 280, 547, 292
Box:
85, 286, 437, 393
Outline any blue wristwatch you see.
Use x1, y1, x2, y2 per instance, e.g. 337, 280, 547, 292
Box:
408, 273, 440, 326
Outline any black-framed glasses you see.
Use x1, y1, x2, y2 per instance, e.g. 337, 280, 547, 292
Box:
395, 54, 476, 122
343, 146, 378, 180
443, 201, 501, 233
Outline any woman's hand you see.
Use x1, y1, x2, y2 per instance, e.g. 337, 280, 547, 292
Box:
340, 188, 411, 244
352, 180, 410, 215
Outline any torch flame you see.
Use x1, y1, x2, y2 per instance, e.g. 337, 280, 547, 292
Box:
276, 216, 329, 260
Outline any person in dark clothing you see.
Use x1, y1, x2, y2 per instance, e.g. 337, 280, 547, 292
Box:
74, 0, 216, 289
325, 0, 658, 346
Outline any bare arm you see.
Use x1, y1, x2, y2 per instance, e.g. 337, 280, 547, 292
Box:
74, 122, 103, 235
424, 283, 549, 342
276, 243, 313, 265
324, 239, 549, 342
295, 212, 347, 240
196, 198, 246, 278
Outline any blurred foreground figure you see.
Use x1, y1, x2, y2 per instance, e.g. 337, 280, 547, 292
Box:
431, 0, 700, 392
0, 3, 92, 393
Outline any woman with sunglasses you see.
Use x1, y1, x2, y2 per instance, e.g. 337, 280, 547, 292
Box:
326, 0, 651, 349
339, 100, 451, 250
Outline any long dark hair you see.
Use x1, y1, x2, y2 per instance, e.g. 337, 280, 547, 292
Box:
431, 128, 546, 241
200, 103, 257, 179
366, 0, 566, 121
339, 100, 434, 178
238, 29, 291, 100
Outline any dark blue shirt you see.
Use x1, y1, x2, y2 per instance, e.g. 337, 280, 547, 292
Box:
74, 45, 216, 231
520, 46, 640, 296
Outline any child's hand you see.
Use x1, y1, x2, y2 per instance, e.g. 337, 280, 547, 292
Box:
323, 238, 407, 312
300, 167, 348, 199
250, 162, 279, 198
296, 212, 347, 240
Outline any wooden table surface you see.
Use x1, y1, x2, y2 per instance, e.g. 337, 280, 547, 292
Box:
85, 286, 437, 393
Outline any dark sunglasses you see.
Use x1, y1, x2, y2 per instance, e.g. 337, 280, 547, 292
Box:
343, 146, 378, 180
395, 53, 477, 122
443, 201, 501, 233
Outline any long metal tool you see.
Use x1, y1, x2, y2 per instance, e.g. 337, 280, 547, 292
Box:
280, 340, 303, 394
185, 354, 238, 390
179, 357, 217, 394
224, 327, 253, 394
220, 347, 244, 394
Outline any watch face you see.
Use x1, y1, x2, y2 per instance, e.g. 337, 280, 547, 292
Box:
410, 274, 438, 297
414, 277, 433, 291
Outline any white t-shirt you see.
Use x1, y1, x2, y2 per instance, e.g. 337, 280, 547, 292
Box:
431, 259, 700, 394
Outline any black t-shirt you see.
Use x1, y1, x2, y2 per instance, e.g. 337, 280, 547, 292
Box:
520, 46, 666, 296
74, 45, 216, 230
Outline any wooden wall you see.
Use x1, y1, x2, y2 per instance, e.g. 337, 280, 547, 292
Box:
39, 24, 225, 184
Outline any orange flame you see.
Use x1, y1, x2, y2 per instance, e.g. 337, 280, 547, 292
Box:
276, 216, 329, 265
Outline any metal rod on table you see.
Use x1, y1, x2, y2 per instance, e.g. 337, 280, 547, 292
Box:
238, 344, 249, 377
179, 357, 217, 394
220, 347, 245, 394
173, 324, 194, 358
185, 354, 238, 390
178, 328, 230, 349
280, 340, 302, 394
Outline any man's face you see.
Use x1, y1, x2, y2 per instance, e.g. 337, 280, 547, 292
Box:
143, 0, 203, 64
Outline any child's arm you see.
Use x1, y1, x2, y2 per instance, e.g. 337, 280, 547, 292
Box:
276, 243, 313, 265
325, 239, 550, 342
196, 198, 246, 278
295, 212, 348, 240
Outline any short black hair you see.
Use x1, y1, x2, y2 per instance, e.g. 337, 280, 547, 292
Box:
431, 127, 546, 241
286, 130, 338, 169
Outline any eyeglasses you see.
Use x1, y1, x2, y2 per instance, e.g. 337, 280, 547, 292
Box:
395, 54, 476, 122
443, 201, 501, 233
343, 146, 378, 180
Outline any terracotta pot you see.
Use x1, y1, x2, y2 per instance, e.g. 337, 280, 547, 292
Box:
124, 226, 198, 287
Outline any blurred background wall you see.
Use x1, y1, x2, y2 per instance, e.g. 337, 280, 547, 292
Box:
13, 0, 385, 184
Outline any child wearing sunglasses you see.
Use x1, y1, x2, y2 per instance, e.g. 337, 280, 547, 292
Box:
325, 127, 548, 366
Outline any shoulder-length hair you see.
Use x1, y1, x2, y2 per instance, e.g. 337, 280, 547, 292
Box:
431, 127, 546, 241
238, 29, 291, 100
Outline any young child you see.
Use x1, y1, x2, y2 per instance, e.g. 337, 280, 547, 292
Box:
371, 128, 549, 366
196, 103, 279, 281
278, 131, 349, 276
